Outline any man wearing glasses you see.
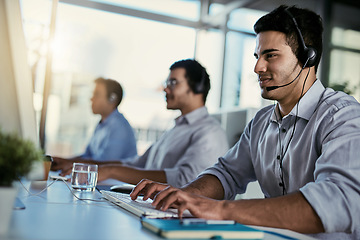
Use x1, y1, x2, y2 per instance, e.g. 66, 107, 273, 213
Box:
52, 59, 229, 188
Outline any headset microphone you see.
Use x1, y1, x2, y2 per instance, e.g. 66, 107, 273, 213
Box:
266, 76, 298, 91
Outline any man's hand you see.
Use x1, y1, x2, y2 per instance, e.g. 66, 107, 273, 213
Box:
51, 157, 73, 173
130, 179, 169, 201
130, 179, 226, 220
151, 185, 226, 219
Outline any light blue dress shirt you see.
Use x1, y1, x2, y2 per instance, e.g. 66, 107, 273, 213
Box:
81, 109, 137, 161
202, 80, 360, 239
125, 106, 229, 188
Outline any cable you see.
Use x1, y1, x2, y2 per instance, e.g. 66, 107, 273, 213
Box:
277, 65, 311, 195
281, 67, 310, 157
19, 178, 59, 197
18, 178, 107, 203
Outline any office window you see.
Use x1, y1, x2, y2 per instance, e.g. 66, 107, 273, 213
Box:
221, 8, 271, 109
329, 50, 360, 101
227, 8, 266, 33
221, 33, 272, 109
208, 3, 225, 16
195, 29, 224, 113
91, 0, 200, 21
332, 27, 360, 50
329, 27, 360, 102
22, 2, 197, 156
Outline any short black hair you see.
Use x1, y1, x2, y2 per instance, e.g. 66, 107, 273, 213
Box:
254, 5, 323, 72
94, 77, 123, 107
169, 59, 210, 103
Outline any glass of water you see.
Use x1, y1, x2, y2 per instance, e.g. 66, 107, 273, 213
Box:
71, 163, 98, 192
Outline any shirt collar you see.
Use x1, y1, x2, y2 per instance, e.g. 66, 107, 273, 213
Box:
291, 79, 325, 120
175, 106, 208, 125
270, 79, 325, 122
100, 109, 119, 125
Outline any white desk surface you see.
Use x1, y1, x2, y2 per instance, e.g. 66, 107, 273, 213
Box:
4, 180, 316, 240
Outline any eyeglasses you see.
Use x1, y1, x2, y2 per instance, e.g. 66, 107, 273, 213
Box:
163, 79, 184, 89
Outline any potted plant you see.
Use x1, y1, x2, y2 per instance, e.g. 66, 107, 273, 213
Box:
0, 129, 43, 234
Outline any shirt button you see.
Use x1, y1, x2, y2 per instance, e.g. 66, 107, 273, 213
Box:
277, 155, 281, 160
279, 182, 283, 187
282, 128, 286, 133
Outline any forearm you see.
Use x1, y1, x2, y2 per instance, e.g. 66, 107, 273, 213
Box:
181, 174, 224, 200
103, 165, 167, 185
54, 156, 122, 165
223, 191, 324, 233
72, 157, 122, 165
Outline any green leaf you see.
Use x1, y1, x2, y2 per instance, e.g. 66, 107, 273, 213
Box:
0, 129, 43, 186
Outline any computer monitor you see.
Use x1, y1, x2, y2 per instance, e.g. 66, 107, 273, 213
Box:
0, 0, 43, 180
211, 108, 257, 147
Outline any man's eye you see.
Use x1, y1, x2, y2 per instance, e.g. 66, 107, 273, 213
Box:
266, 54, 276, 59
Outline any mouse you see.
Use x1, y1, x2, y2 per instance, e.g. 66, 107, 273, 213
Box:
110, 184, 136, 194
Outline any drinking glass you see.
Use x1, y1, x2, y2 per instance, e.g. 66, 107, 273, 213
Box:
71, 163, 98, 192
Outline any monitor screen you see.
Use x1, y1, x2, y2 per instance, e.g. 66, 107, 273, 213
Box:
0, 0, 43, 180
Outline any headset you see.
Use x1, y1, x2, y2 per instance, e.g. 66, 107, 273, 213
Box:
266, 8, 317, 92
193, 68, 207, 94
108, 93, 117, 103
284, 8, 317, 68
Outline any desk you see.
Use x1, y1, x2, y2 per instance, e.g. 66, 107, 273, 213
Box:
4, 180, 316, 240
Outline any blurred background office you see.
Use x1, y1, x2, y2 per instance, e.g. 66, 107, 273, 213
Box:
18, 0, 359, 161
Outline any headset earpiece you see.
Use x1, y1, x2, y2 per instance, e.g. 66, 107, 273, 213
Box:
193, 68, 206, 94
302, 46, 317, 67
109, 93, 117, 102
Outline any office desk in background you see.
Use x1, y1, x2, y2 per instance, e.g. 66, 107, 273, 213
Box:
4, 180, 317, 240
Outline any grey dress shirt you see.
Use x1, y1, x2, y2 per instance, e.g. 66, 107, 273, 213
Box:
202, 80, 360, 239
125, 106, 229, 187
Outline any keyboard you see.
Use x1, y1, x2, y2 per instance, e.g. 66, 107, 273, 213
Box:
101, 190, 192, 218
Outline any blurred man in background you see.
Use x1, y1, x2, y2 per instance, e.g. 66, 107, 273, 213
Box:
52, 77, 137, 163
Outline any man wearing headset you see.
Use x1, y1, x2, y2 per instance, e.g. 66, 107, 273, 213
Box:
131, 6, 360, 239
52, 59, 229, 188
52, 78, 137, 162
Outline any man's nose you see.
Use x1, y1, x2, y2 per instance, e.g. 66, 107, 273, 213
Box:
254, 58, 266, 74
163, 86, 171, 93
